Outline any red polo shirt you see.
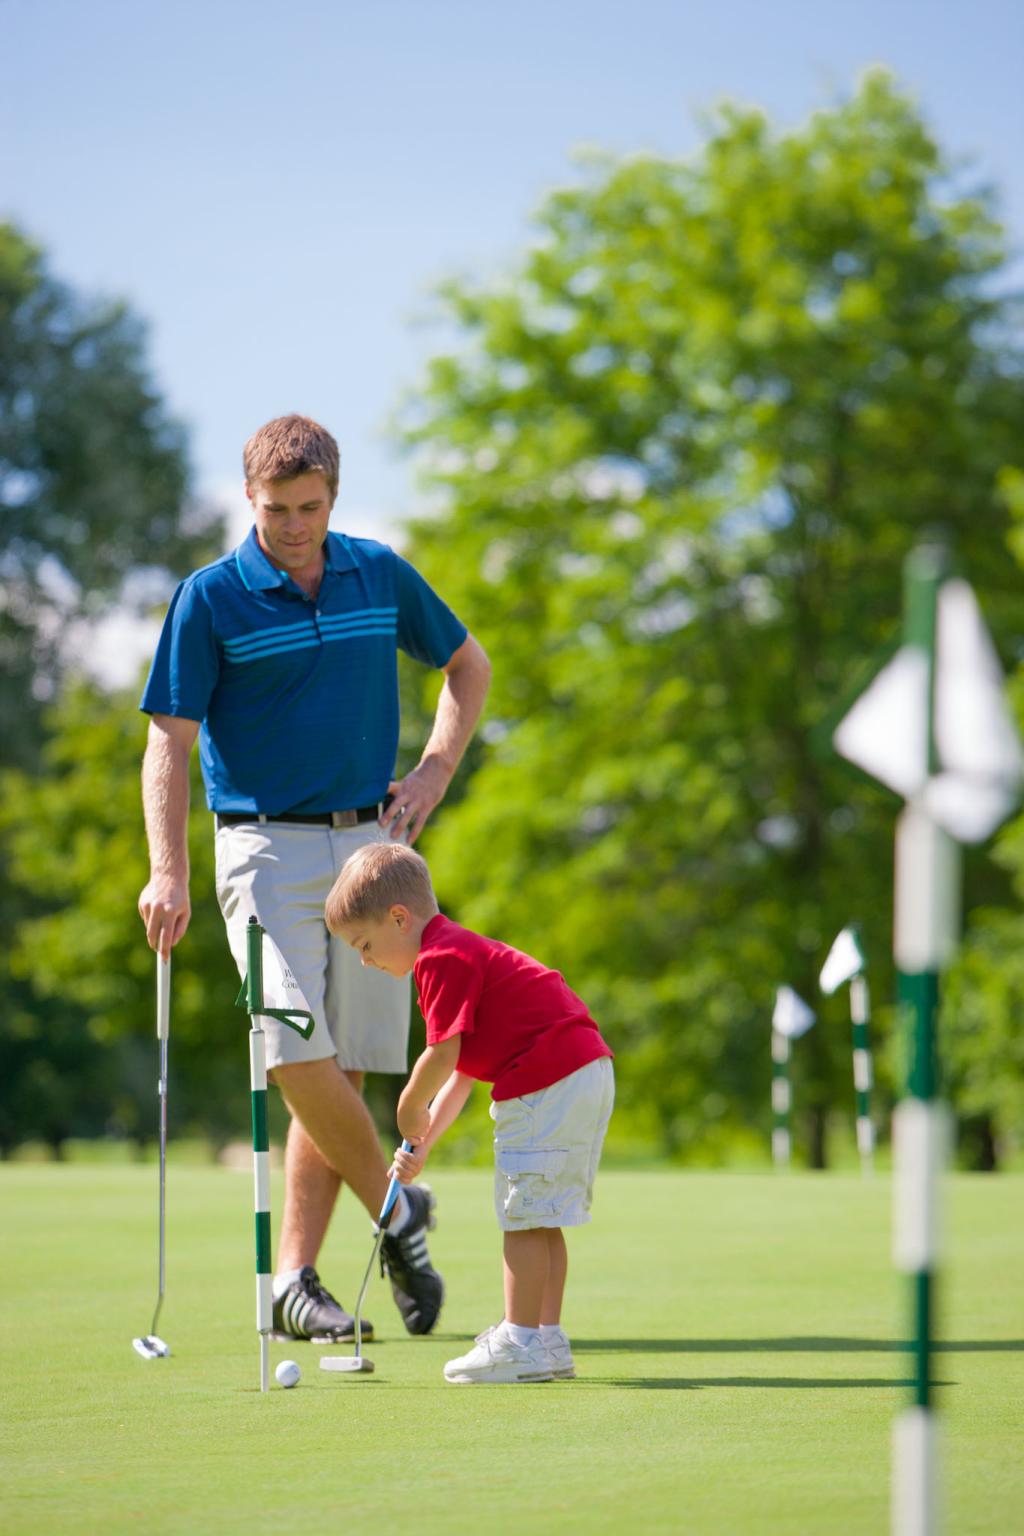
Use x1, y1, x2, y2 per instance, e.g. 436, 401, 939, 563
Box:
414, 914, 613, 1101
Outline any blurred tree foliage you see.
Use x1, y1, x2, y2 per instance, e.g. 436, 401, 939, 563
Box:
0, 682, 253, 1155
941, 472, 1024, 1168
0, 222, 221, 763
396, 71, 1024, 1166
4, 78, 1024, 1166
0, 224, 223, 1154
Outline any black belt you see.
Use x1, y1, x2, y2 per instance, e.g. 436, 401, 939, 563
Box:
215, 804, 382, 830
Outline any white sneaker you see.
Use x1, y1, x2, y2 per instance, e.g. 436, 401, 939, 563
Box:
444, 1324, 553, 1385
543, 1327, 576, 1380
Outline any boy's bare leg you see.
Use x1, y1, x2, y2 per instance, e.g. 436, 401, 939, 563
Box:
276, 1069, 365, 1270
540, 1228, 568, 1326
503, 1228, 551, 1328
272, 1059, 390, 1268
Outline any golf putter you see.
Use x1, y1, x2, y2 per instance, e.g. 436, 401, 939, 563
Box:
133, 952, 172, 1360
320, 1139, 413, 1376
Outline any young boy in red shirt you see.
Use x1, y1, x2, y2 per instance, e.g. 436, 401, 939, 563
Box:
325, 842, 614, 1385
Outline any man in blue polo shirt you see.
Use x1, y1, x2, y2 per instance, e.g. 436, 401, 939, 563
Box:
137, 414, 490, 1342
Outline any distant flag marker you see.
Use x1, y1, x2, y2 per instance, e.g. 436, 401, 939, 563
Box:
820, 925, 874, 1174
819, 925, 865, 996
770, 987, 815, 1167
772, 985, 816, 1039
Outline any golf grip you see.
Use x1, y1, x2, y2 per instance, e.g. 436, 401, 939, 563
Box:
379, 1139, 414, 1226
156, 954, 171, 1040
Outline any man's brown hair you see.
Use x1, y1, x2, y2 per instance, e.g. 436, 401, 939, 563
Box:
243, 414, 340, 500
325, 844, 439, 932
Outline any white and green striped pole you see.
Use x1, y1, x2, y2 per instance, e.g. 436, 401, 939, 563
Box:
890, 547, 959, 1536
834, 541, 1023, 1536
892, 799, 957, 1535
850, 971, 874, 1171
770, 1030, 791, 1168
820, 925, 874, 1174
245, 916, 273, 1394
236, 917, 316, 1393
771, 987, 816, 1168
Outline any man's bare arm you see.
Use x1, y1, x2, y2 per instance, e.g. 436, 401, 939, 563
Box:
384, 632, 491, 843
138, 713, 200, 956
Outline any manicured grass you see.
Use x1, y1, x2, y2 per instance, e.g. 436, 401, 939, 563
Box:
1, 1167, 1020, 1535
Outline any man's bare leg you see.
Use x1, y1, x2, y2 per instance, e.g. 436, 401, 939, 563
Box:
272, 1059, 390, 1271
276, 1070, 364, 1272
277, 1120, 339, 1272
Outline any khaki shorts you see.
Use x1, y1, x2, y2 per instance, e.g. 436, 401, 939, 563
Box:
215, 820, 410, 1072
490, 1056, 615, 1231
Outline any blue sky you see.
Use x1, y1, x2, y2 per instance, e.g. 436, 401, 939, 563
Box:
5, 0, 1022, 569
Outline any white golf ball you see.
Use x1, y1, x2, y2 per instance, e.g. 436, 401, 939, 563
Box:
275, 1359, 301, 1389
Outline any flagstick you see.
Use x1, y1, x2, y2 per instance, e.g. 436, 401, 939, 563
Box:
234, 918, 316, 1392
833, 539, 1022, 1536
771, 1030, 791, 1168
770, 987, 814, 1167
891, 545, 957, 1536
849, 973, 874, 1175
820, 925, 875, 1176
245, 917, 273, 1394
893, 804, 957, 1536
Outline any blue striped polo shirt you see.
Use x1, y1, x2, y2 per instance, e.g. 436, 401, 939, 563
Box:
140, 526, 468, 813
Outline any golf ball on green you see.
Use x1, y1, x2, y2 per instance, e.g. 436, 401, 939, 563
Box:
275, 1359, 301, 1389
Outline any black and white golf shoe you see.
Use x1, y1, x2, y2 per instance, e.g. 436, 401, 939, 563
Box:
381, 1184, 444, 1335
271, 1265, 372, 1343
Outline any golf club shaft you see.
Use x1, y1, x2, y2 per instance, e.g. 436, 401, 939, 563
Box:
153, 955, 171, 1336
152, 1032, 168, 1334
353, 1140, 414, 1354
352, 1229, 385, 1357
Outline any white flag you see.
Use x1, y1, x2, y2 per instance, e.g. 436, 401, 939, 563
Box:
927, 580, 1024, 841
819, 926, 866, 995
834, 579, 1022, 844
833, 646, 929, 801
773, 985, 816, 1039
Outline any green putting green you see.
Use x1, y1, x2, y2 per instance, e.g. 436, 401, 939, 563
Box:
1, 1166, 1020, 1535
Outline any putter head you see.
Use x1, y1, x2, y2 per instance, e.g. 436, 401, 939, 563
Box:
320, 1354, 375, 1375
133, 1335, 171, 1359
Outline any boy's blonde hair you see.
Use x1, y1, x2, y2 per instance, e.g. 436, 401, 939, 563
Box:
325, 843, 439, 932
243, 414, 340, 500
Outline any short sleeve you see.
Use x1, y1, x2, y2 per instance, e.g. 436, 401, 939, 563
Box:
140, 578, 220, 720
393, 555, 468, 668
416, 950, 484, 1046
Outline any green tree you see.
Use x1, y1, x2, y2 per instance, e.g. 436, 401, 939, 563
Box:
940, 471, 1024, 1168
0, 225, 223, 1151
0, 681, 252, 1155
398, 71, 1024, 1164
0, 221, 221, 766
0, 675, 432, 1156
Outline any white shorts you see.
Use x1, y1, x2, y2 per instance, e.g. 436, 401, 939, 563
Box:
215, 820, 410, 1073
490, 1056, 614, 1231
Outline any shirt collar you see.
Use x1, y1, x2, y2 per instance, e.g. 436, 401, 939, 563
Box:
420, 913, 450, 947
323, 531, 358, 575
234, 526, 357, 592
